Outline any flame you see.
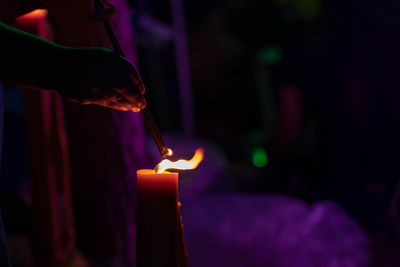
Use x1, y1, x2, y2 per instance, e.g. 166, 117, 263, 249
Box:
155, 148, 204, 173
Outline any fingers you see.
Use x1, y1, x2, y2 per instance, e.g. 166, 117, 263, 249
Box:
64, 49, 148, 112
79, 86, 145, 112
108, 55, 147, 111
130, 73, 146, 95
103, 101, 130, 111
106, 93, 133, 111
76, 87, 131, 111
108, 90, 143, 111
101, 92, 144, 112
69, 92, 142, 112
79, 98, 129, 111
115, 85, 147, 111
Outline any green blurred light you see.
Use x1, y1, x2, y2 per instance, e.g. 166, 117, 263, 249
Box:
259, 46, 282, 65
252, 148, 268, 168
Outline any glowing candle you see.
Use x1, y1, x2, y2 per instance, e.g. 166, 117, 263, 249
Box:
137, 170, 179, 267
136, 149, 204, 267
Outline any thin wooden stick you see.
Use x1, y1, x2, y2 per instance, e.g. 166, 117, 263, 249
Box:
92, 0, 169, 157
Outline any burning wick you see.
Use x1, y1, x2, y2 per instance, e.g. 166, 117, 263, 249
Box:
155, 148, 204, 173
166, 148, 173, 156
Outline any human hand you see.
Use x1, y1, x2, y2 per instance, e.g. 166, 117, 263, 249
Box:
53, 47, 146, 112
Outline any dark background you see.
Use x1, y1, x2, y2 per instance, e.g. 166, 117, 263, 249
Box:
133, 0, 400, 264
136, 0, 400, 231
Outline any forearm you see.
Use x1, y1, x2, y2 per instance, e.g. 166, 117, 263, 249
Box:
0, 21, 62, 90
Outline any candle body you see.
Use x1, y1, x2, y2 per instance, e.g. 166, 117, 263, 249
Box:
137, 169, 178, 267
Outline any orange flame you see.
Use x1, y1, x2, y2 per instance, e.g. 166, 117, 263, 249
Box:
155, 148, 204, 173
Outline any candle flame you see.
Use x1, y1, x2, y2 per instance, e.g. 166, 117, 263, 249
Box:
155, 148, 204, 173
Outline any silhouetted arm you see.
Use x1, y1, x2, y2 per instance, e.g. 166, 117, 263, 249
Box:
0, 21, 146, 111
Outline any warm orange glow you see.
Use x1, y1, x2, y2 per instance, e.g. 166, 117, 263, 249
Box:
166, 148, 173, 156
19, 9, 48, 20
155, 148, 204, 173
